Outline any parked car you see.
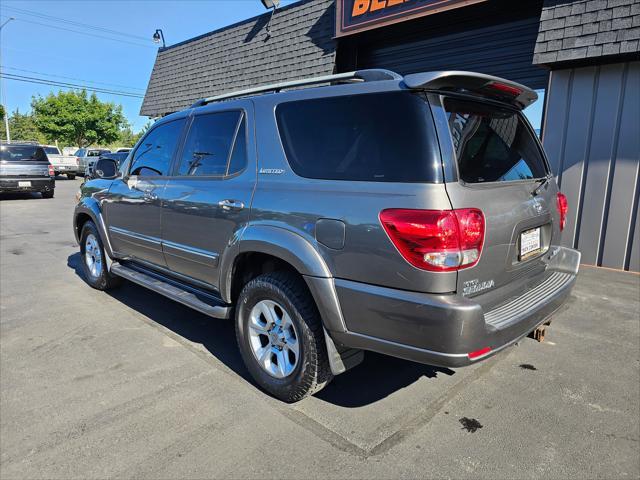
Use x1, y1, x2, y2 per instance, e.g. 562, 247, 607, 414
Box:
84, 152, 129, 180
74, 69, 580, 402
1, 142, 55, 198
74, 148, 110, 177
43, 145, 79, 179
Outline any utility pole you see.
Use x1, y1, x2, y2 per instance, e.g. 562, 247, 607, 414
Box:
1, 18, 15, 143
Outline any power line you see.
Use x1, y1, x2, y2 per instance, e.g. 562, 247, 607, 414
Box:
0, 15, 155, 49
2, 5, 152, 42
0, 73, 145, 99
1, 66, 146, 92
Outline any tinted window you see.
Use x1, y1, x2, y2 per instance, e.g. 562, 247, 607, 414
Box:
74, 149, 86, 157
130, 120, 185, 176
87, 150, 106, 157
227, 118, 247, 176
0, 145, 47, 162
444, 98, 547, 183
177, 111, 242, 176
276, 92, 439, 182
44, 147, 60, 155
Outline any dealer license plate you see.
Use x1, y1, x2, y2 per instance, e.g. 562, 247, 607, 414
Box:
520, 227, 541, 260
18, 181, 31, 187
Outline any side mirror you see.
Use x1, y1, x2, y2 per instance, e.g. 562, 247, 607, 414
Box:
94, 158, 119, 179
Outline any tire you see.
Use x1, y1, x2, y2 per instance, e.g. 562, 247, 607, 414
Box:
41, 190, 54, 199
79, 221, 122, 290
235, 271, 333, 402
67, 173, 76, 180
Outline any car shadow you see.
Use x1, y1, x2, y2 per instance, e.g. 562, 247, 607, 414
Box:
67, 252, 455, 407
0, 192, 44, 200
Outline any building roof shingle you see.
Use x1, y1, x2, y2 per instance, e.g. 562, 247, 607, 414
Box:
141, 0, 336, 117
533, 0, 640, 65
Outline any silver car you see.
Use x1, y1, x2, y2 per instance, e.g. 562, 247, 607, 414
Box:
74, 69, 580, 402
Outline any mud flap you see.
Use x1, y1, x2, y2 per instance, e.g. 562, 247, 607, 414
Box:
323, 328, 364, 375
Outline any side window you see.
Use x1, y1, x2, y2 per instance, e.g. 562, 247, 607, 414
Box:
227, 117, 247, 176
130, 119, 185, 176
177, 111, 244, 177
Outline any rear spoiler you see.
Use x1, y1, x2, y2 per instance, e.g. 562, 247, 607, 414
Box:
403, 71, 538, 110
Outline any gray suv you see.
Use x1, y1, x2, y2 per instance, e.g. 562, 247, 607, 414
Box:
73, 69, 580, 402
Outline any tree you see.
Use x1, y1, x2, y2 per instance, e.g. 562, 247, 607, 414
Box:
0, 109, 47, 144
31, 90, 126, 147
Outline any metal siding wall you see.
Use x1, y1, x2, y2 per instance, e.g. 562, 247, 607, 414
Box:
543, 61, 640, 272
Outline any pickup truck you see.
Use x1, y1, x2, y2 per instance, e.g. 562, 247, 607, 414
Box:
1, 143, 55, 198
44, 145, 79, 179
75, 148, 111, 177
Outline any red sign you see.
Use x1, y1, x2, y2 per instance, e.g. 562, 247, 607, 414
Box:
336, 0, 487, 37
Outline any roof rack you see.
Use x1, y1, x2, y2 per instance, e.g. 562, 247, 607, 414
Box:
190, 69, 402, 108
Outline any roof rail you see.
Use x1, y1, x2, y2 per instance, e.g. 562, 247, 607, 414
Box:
190, 69, 402, 108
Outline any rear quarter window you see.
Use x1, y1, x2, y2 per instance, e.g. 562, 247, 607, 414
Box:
276, 92, 440, 183
444, 98, 547, 183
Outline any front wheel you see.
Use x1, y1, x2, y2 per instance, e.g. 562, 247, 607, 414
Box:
235, 272, 332, 402
79, 221, 122, 290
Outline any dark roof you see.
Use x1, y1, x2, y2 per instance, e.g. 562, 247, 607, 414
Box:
140, 0, 336, 117
533, 0, 640, 66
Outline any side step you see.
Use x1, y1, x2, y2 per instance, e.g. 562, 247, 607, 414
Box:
110, 263, 231, 319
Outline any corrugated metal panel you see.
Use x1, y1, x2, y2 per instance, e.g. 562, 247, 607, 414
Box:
353, 0, 548, 90
543, 61, 640, 272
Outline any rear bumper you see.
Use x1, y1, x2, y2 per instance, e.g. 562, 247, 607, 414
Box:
53, 165, 79, 174
0, 177, 55, 192
329, 246, 580, 368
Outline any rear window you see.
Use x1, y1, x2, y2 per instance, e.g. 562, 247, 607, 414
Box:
74, 149, 86, 157
0, 145, 47, 162
44, 147, 60, 155
276, 92, 440, 183
444, 98, 547, 183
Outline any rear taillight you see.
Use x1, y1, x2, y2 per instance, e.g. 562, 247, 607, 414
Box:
75, 157, 79, 165
379, 208, 485, 272
556, 192, 568, 231
48, 164, 55, 176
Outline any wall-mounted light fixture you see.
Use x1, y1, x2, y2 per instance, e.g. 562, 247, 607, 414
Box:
260, 0, 280, 36
152, 29, 166, 48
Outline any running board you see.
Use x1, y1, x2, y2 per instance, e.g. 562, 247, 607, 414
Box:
110, 262, 231, 319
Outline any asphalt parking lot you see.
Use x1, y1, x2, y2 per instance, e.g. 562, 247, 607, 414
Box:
1, 179, 639, 479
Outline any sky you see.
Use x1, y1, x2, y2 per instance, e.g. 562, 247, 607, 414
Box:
0, 0, 544, 132
0, 0, 299, 131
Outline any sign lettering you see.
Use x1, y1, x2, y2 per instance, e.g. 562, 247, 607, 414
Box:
336, 0, 487, 37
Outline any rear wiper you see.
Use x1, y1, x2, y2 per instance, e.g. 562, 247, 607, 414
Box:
531, 175, 551, 196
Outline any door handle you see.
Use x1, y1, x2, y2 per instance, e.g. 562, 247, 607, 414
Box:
218, 199, 244, 211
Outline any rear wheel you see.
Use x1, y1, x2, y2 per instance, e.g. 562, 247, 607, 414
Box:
80, 221, 122, 290
67, 173, 76, 180
41, 190, 54, 199
235, 271, 332, 402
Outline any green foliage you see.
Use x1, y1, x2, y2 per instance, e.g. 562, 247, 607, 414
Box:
0, 105, 5, 122
0, 109, 47, 144
31, 90, 126, 148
